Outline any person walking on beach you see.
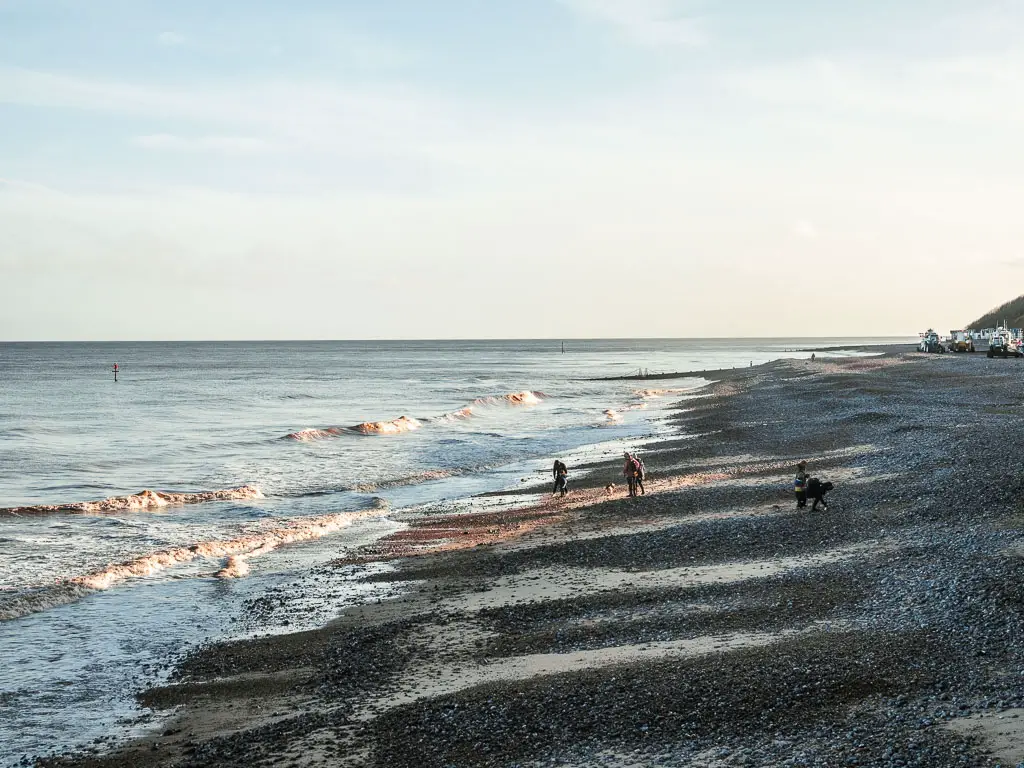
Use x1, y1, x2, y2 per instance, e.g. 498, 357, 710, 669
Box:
624, 452, 640, 497
634, 454, 646, 495
552, 459, 568, 496
794, 460, 808, 508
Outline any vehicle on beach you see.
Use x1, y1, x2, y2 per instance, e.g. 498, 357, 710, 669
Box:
948, 330, 975, 353
987, 327, 1022, 358
971, 328, 995, 348
918, 329, 945, 353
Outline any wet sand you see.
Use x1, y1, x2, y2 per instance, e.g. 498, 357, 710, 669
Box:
37, 346, 1024, 768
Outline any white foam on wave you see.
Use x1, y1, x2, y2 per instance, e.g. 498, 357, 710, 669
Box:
285, 428, 343, 442
432, 406, 475, 423
0, 584, 96, 622
0, 486, 264, 517
635, 387, 692, 399
473, 390, 544, 407
282, 391, 546, 441
352, 415, 422, 435
0, 501, 390, 621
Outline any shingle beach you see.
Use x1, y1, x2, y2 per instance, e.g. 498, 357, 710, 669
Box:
40, 347, 1024, 768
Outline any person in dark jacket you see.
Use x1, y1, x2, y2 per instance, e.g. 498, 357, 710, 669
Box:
624, 452, 641, 497
552, 459, 568, 496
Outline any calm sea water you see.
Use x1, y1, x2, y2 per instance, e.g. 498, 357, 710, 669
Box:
0, 338, 896, 763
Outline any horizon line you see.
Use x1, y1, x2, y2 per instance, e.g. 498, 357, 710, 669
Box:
0, 335, 915, 344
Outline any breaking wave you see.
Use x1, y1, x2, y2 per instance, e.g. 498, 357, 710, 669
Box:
635, 387, 691, 398
282, 391, 546, 441
284, 415, 423, 441
472, 391, 545, 407
352, 415, 422, 435
0, 501, 390, 621
431, 406, 475, 423
0, 486, 265, 517
286, 427, 345, 442
0, 584, 96, 623
352, 468, 460, 493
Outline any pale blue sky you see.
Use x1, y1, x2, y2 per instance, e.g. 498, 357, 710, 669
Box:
2, 0, 1023, 339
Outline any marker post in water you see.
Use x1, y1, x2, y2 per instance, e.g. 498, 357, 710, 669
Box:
112, 363, 119, 383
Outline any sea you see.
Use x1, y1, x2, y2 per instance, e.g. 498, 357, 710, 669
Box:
0, 338, 899, 764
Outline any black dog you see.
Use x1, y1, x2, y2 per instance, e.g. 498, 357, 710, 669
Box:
806, 478, 834, 511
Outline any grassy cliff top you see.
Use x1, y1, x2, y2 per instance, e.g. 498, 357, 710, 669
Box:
970, 294, 1024, 329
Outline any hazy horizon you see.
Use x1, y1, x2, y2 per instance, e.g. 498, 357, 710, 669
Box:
0, 335, 911, 344
3, 1, 1021, 341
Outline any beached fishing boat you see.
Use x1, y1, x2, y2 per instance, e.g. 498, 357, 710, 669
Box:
987, 327, 1022, 358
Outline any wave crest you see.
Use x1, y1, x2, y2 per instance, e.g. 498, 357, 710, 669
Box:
473, 390, 544, 407
285, 428, 343, 442
0, 584, 98, 622
635, 388, 690, 398
352, 468, 458, 493
281, 391, 545, 440
352, 415, 422, 435
0, 486, 264, 517
1, 502, 391, 621
432, 406, 475, 423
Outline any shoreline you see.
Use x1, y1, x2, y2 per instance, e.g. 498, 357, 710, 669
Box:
584, 367, 763, 382
585, 343, 913, 381
37, 347, 1024, 767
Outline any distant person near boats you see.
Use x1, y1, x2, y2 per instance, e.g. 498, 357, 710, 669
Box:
552, 459, 568, 496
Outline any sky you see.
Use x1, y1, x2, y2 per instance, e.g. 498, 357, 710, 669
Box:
2, 0, 1023, 340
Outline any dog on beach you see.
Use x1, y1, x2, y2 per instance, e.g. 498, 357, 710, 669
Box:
806, 478, 834, 511
604, 483, 616, 495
